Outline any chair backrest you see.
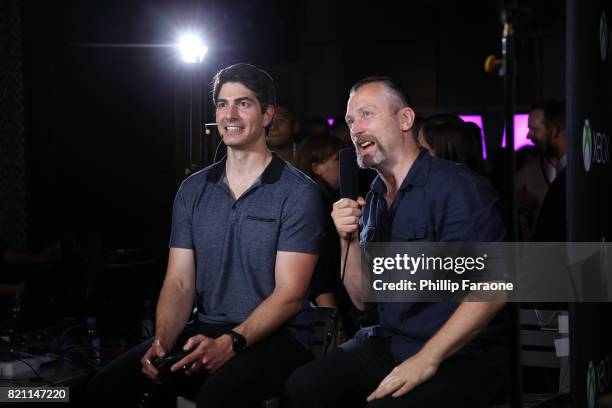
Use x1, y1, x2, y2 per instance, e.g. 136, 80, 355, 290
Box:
520, 308, 567, 368
520, 308, 570, 394
309, 307, 337, 360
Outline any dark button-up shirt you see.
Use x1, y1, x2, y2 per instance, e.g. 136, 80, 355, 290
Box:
359, 149, 505, 362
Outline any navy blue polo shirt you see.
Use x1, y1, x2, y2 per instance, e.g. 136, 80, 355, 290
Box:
169, 154, 325, 347
359, 149, 505, 362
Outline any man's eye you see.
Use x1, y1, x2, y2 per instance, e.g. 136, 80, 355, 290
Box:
216, 102, 226, 109
240, 101, 250, 108
362, 111, 371, 118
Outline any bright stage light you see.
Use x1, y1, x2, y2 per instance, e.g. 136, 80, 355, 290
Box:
178, 34, 208, 63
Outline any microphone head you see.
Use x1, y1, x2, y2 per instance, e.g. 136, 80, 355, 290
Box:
339, 147, 359, 200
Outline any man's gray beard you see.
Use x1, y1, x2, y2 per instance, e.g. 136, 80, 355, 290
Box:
357, 149, 386, 169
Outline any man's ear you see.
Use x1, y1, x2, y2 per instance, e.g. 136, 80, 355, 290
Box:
398, 106, 415, 132
263, 105, 275, 128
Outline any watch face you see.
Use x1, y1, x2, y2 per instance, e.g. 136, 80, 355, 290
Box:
230, 331, 246, 352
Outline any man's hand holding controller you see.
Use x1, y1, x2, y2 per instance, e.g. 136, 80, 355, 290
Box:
140, 339, 171, 381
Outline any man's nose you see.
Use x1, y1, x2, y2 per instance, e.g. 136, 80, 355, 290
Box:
351, 118, 365, 136
224, 103, 239, 120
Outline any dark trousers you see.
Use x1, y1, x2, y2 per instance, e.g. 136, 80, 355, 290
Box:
87, 323, 311, 408
285, 336, 507, 408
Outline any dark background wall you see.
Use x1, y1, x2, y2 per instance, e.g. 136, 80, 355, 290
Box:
0, 0, 28, 249
2, 0, 608, 254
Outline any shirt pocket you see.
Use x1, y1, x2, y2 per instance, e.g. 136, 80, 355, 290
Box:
240, 214, 279, 268
245, 215, 277, 223
242, 214, 279, 240
243, 214, 279, 238
393, 222, 428, 241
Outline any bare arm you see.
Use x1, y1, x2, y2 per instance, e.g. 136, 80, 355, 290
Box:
419, 301, 505, 362
368, 300, 505, 401
173, 250, 318, 374
313, 292, 337, 308
231, 251, 317, 345
154, 247, 197, 349
140, 247, 195, 380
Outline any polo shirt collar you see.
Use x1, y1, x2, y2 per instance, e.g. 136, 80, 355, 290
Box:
370, 148, 431, 194
206, 153, 286, 184
206, 156, 227, 183
261, 153, 286, 183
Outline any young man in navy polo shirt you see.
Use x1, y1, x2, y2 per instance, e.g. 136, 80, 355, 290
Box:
88, 63, 325, 407
285, 77, 507, 407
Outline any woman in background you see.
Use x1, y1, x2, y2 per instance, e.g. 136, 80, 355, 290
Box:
418, 115, 485, 175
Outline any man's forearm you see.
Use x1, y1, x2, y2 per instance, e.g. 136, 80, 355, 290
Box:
154, 281, 195, 349
340, 237, 367, 311
418, 301, 505, 363
231, 290, 303, 347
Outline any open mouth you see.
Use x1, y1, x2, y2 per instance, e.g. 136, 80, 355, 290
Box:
224, 125, 244, 134
357, 140, 376, 154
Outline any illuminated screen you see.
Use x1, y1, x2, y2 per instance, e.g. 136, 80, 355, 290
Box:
501, 113, 533, 150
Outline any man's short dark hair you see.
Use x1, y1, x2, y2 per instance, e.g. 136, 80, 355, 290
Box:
212, 63, 276, 113
530, 100, 565, 130
349, 76, 414, 112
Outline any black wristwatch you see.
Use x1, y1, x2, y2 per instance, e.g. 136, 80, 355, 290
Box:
227, 330, 247, 354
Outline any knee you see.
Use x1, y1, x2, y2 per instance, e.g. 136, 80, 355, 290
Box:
87, 370, 117, 407
284, 362, 326, 407
194, 380, 229, 408
86, 360, 147, 407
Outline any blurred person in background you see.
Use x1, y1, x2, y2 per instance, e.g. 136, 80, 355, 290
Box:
516, 100, 565, 241
295, 135, 361, 342
418, 115, 484, 174
267, 103, 298, 163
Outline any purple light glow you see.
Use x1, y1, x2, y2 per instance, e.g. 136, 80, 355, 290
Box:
501, 113, 533, 151
458, 115, 487, 160
327, 118, 335, 127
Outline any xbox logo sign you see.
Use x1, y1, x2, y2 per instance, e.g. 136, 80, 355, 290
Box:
601, 12, 609, 61
583, 119, 593, 172
582, 119, 610, 172
587, 361, 598, 408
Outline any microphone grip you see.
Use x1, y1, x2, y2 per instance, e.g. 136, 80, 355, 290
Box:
339, 148, 359, 200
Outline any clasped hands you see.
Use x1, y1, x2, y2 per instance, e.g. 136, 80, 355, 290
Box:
141, 334, 235, 380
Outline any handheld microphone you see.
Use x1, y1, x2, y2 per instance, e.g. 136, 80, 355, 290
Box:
339, 148, 359, 200
338, 148, 360, 286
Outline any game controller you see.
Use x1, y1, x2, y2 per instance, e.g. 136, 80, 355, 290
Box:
152, 349, 191, 379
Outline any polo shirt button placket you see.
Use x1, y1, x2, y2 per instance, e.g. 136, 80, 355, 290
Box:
229, 204, 238, 223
